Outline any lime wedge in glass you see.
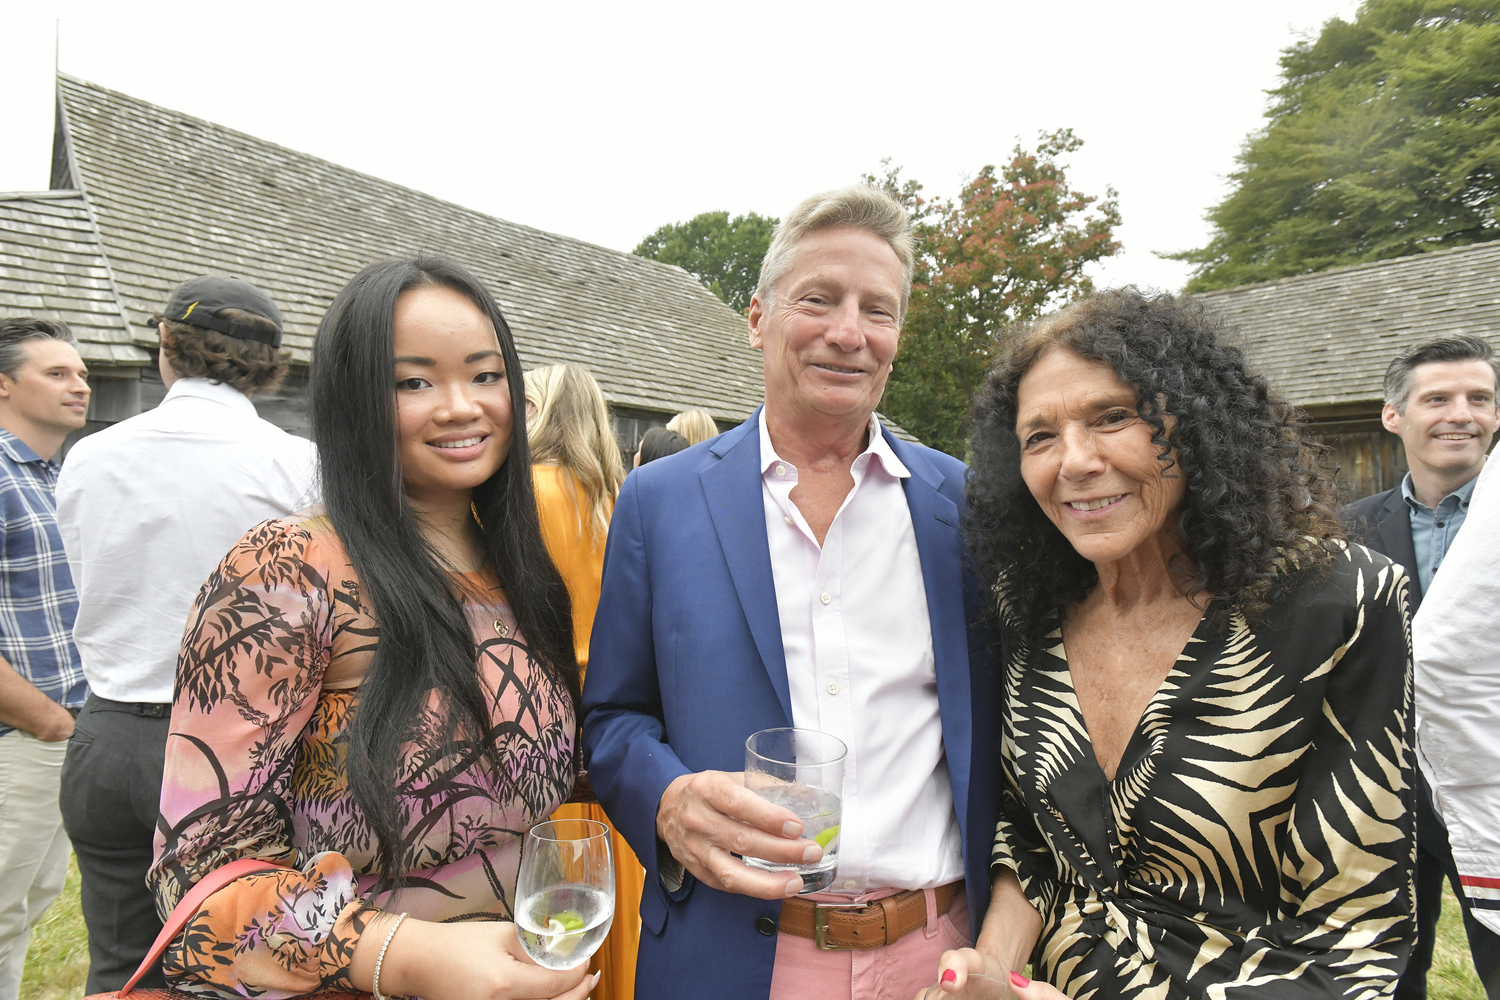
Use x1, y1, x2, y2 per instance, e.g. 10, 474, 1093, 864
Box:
543, 910, 587, 955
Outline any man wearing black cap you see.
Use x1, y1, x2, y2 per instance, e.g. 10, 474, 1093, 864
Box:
54, 276, 317, 993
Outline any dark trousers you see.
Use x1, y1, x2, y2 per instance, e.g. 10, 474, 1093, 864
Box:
1396, 772, 1500, 1000
59, 695, 172, 994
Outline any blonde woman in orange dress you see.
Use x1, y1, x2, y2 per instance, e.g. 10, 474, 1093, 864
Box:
524, 363, 641, 1000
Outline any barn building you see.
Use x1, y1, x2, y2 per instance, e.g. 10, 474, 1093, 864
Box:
1198, 239, 1500, 500
2, 74, 767, 450
14, 76, 1482, 492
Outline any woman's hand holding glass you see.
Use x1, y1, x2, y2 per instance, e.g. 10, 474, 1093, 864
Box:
916, 948, 1014, 999
919, 870, 1053, 1000
350, 913, 599, 1000
918, 957, 1074, 1000
515, 819, 614, 971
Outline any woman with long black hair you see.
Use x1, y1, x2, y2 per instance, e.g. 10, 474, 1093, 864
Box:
147, 255, 597, 1000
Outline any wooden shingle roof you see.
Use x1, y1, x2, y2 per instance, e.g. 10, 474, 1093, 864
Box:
1196, 240, 1500, 413
53, 74, 765, 422
0, 191, 150, 365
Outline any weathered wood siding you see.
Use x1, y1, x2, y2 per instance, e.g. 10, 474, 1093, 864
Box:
1319, 428, 1407, 502
1308, 410, 1407, 502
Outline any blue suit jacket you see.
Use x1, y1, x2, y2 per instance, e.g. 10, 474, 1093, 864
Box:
581, 410, 1001, 999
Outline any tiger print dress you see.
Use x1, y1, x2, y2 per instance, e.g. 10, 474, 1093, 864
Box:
993, 542, 1416, 999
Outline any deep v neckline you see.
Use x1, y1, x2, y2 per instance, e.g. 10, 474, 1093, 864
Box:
1054, 609, 1208, 784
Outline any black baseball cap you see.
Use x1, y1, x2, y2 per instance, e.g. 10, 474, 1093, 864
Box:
158, 276, 283, 348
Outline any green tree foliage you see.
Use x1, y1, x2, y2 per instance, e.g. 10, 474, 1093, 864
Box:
872, 131, 1122, 457
633, 211, 778, 312
1173, 1, 1500, 291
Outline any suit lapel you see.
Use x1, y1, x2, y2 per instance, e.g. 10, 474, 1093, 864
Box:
886, 431, 973, 837
700, 410, 793, 724
696, 420, 973, 807
1376, 490, 1422, 605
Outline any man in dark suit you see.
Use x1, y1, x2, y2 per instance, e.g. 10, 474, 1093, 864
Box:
583, 186, 998, 1000
1343, 334, 1500, 998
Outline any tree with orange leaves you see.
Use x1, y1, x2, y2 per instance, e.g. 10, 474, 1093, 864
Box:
871, 131, 1121, 457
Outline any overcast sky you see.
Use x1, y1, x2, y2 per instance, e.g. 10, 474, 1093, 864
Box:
3, 0, 1359, 295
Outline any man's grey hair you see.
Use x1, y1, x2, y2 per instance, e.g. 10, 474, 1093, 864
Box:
0, 318, 78, 381
1383, 334, 1500, 412
754, 186, 915, 321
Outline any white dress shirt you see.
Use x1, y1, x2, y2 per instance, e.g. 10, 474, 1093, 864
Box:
57, 379, 318, 704
1413, 456, 1500, 934
758, 412, 964, 893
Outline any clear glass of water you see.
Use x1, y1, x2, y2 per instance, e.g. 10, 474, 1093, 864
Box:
515, 818, 615, 970
741, 727, 846, 894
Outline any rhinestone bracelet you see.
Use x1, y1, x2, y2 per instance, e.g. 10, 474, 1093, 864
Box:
371, 911, 409, 1000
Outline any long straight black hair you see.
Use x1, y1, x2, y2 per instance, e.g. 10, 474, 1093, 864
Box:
310, 254, 578, 889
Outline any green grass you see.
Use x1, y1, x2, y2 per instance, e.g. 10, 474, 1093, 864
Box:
1430, 880, 1490, 1000
16, 855, 1491, 999
20, 855, 87, 1000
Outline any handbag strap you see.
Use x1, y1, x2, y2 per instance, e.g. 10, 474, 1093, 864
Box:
118, 857, 286, 997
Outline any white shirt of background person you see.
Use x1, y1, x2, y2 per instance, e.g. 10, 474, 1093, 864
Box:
56, 359, 316, 705
1413, 456, 1500, 934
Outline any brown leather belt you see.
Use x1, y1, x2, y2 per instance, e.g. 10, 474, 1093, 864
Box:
778, 881, 962, 950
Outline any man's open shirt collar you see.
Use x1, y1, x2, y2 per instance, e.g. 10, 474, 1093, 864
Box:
756, 410, 911, 481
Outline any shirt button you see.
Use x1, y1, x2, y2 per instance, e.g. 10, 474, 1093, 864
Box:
783, 515, 793, 526
820, 593, 831, 605
775, 464, 787, 477
755, 915, 777, 936
826, 682, 839, 695
842, 879, 857, 889
1436, 521, 1445, 528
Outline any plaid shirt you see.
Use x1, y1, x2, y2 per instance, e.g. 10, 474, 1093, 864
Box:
0, 429, 85, 736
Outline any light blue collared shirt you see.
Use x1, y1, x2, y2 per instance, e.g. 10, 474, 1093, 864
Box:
1402, 469, 1481, 594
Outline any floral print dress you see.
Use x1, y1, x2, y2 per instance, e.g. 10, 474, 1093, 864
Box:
148, 513, 577, 998
993, 542, 1416, 999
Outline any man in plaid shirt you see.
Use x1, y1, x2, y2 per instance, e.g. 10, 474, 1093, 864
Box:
0, 317, 90, 1000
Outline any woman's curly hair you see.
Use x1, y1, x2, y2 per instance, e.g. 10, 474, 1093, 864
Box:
965, 288, 1344, 641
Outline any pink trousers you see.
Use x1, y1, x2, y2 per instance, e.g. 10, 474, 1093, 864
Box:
768, 887, 972, 1000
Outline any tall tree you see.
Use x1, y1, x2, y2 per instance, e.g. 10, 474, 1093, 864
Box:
873, 131, 1122, 457
1172, 1, 1500, 292
633, 211, 777, 313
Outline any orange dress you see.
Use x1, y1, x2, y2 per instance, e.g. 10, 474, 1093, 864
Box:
533, 464, 642, 1000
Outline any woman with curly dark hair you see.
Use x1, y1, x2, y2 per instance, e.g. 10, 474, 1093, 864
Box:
928, 289, 1415, 1000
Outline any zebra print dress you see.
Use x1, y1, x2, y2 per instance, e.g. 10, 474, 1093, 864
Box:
993, 542, 1416, 999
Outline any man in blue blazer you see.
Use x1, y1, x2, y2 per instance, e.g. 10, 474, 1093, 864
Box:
582, 187, 1000, 1000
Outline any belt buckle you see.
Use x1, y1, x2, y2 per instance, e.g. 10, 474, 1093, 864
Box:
813, 902, 865, 951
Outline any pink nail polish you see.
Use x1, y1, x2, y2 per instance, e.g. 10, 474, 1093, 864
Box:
1010, 971, 1031, 988
941, 969, 957, 984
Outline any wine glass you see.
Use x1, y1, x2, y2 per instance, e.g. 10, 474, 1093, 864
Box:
515, 818, 615, 970
740, 727, 846, 894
